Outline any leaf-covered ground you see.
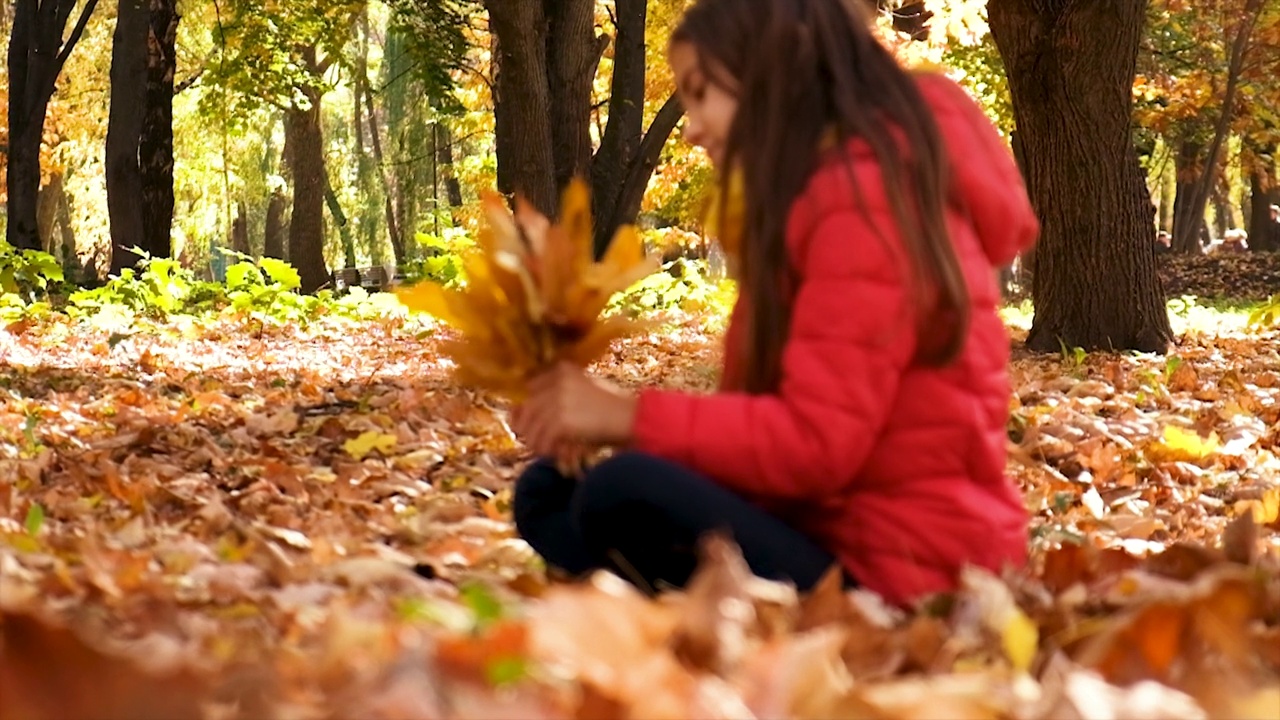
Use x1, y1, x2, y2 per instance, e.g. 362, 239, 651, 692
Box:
2, 308, 1279, 720
1157, 251, 1280, 301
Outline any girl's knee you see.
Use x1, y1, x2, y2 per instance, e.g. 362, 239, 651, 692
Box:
576, 452, 673, 512
512, 459, 573, 528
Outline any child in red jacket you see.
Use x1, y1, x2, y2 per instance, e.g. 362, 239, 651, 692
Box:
509, 0, 1039, 607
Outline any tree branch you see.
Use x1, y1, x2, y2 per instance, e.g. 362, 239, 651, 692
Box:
52, 0, 99, 76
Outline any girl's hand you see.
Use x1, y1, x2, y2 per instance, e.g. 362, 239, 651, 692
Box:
511, 362, 638, 457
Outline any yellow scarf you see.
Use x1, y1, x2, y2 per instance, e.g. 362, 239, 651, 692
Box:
701, 128, 840, 274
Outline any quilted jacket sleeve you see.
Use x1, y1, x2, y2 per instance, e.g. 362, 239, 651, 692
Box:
629, 206, 916, 499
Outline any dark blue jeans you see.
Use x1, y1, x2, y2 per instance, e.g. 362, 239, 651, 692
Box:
512, 452, 842, 594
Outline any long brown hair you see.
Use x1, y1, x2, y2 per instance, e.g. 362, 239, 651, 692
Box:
672, 0, 969, 394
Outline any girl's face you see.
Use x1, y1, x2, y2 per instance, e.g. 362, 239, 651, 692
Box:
668, 41, 738, 170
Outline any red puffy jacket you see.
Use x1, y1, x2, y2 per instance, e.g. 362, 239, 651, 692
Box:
630, 74, 1039, 607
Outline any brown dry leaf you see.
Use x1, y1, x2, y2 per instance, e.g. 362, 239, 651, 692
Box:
0, 610, 210, 720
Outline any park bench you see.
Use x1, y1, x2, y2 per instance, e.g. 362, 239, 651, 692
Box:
330, 266, 399, 292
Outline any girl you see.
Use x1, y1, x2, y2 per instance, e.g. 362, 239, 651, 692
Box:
509, 0, 1038, 608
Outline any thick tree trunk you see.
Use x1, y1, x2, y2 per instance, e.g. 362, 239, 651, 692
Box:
6, 0, 100, 251
1172, 139, 1206, 253
106, 0, 149, 273
546, 0, 597, 192
486, 0, 556, 216
284, 90, 329, 293
1249, 164, 1279, 252
989, 0, 1172, 353
139, 0, 178, 259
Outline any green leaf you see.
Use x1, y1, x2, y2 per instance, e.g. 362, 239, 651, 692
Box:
25, 503, 45, 536
485, 656, 527, 687
260, 258, 301, 290
458, 581, 504, 629
226, 261, 262, 290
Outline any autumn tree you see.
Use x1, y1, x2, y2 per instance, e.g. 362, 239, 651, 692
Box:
203, 0, 361, 293
141, 0, 179, 261
5, 0, 100, 251
989, 0, 1174, 353
483, 0, 684, 255
105, 0, 147, 272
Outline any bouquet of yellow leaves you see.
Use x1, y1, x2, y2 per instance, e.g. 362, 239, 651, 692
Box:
393, 178, 659, 401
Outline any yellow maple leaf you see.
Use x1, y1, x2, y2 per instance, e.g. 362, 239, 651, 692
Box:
392, 178, 658, 400
1151, 425, 1220, 462
343, 431, 398, 460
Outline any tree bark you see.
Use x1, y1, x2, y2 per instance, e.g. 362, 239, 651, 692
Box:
284, 85, 329, 293
486, 0, 556, 216
263, 187, 287, 260
1172, 139, 1205, 253
597, 93, 683, 255
139, 0, 178, 259
36, 169, 63, 253
1249, 160, 1279, 252
231, 201, 250, 255
6, 0, 100, 251
546, 0, 596, 192
324, 172, 357, 269
591, 0, 647, 253
106, 0, 149, 273
435, 124, 464, 209
989, 0, 1172, 353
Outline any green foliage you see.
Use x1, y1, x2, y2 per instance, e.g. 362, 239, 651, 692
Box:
67, 249, 198, 319
650, 163, 715, 228
59, 250, 404, 328
383, 0, 473, 112
0, 241, 65, 300
612, 258, 736, 316
200, 0, 362, 119
399, 230, 474, 286
943, 36, 1016, 136
1248, 293, 1280, 329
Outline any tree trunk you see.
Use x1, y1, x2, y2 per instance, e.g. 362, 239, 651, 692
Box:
591, 0, 647, 253
358, 62, 404, 264
1249, 163, 1279, 252
324, 173, 357, 269
6, 0, 100, 251
284, 89, 329, 292
435, 124, 464, 209
36, 169, 63, 253
546, 0, 597, 192
598, 93, 684, 255
106, 0, 149, 273
1179, 0, 1264, 253
1211, 184, 1233, 237
231, 201, 250, 255
1171, 139, 1207, 253
989, 0, 1172, 353
139, 0, 178, 259
263, 187, 287, 260
486, 0, 557, 216
55, 178, 79, 275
